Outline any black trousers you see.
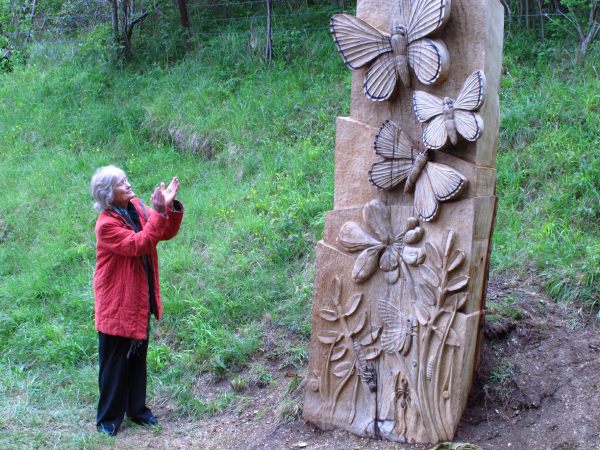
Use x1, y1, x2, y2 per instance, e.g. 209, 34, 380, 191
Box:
97, 332, 152, 432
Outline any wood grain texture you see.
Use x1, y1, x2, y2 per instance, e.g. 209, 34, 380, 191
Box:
305, 0, 503, 444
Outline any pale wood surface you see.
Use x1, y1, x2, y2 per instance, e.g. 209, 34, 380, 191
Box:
304, 0, 504, 443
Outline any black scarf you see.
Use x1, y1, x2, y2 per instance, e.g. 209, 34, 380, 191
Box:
112, 202, 157, 358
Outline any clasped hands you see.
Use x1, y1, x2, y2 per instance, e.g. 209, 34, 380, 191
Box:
151, 177, 179, 215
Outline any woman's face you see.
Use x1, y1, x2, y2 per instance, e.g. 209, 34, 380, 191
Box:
112, 176, 135, 208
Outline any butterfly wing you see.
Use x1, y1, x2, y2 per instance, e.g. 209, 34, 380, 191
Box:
423, 161, 467, 201
412, 90, 444, 122
369, 160, 413, 190
330, 14, 393, 69
454, 70, 486, 111
454, 110, 484, 141
364, 53, 398, 101
370, 121, 414, 189
374, 120, 414, 159
414, 168, 439, 221
379, 299, 406, 353
423, 115, 448, 149
408, 38, 449, 85
406, 0, 451, 42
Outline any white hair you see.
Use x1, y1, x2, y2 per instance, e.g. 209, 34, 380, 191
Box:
90, 165, 127, 211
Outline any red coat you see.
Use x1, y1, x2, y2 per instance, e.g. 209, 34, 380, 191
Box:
93, 198, 183, 339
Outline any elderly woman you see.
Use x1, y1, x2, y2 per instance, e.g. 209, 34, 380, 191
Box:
90, 165, 184, 436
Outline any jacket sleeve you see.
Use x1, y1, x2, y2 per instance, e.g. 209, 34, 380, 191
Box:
97, 213, 168, 257
160, 199, 184, 241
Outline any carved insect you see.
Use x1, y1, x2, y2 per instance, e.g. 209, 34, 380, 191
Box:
379, 298, 417, 356
330, 0, 451, 102
413, 70, 486, 149
353, 340, 377, 392
395, 375, 411, 409
368, 120, 467, 222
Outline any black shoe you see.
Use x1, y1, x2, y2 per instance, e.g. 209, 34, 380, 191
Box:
130, 412, 158, 426
97, 423, 118, 436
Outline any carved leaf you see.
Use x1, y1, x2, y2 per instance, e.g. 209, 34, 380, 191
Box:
421, 263, 440, 287
365, 347, 382, 360
333, 360, 354, 378
444, 230, 455, 258
330, 345, 347, 361
447, 275, 469, 293
433, 325, 461, 347
344, 293, 363, 317
413, 301, 430, 326
351, 311, 367, 336
447, 249, 465, 272
359, 326, 382, 346
352, 246, 383, 283
446, 292, 468, 310
331, 277, 342, 306
425, 242, 442, 269
319, 308, 339, 322
417, 283, 436, 306
317, 330, 342, 345
446, 327, 461, 347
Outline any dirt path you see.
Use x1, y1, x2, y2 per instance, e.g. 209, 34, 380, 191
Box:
114, 277, 600, 449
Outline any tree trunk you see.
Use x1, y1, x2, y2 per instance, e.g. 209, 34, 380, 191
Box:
110, 0, 119, 36
177, 0, 191, 50
265, 0, 273, 63
535, 0, 544, 39
27, 0, 37, 42
120, 0, 131, 59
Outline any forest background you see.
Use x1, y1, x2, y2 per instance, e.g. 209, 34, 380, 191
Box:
0, 0, 598, 446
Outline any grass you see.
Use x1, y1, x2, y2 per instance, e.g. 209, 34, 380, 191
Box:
0, 10, 598, 446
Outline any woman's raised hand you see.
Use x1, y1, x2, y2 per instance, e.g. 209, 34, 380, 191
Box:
151, 183, 166, 215
163, 177, 179, 209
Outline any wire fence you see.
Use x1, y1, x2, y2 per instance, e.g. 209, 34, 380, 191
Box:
1, 0, 582, 46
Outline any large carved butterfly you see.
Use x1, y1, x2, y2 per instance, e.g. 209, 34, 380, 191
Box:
330, 0, 451, 102
379, 298, 416, 356
368, 120, 467, 222
412, 70, 486, 149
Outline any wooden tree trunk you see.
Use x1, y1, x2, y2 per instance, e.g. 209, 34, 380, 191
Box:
177, 0, 191, 50
120, 0, 131, 58
265, 0, 273, 63
535, 0, 544, 39
303, 0, 505, 444
110, 0, 119, 36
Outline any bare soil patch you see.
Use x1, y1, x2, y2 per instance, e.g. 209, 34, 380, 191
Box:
114, 275, 600, 449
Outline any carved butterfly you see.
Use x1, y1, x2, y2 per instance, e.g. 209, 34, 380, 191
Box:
412, 70, 486, 149
379, 298, 416, 356
368, 120, 467, 222
330, 0, 451, 102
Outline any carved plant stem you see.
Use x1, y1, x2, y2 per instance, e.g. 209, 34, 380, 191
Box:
328, 298, 358, 418
393, 266, 424, 436
430, 236, 455, 437
329, 356, 357, 417
322, 342, 335, 400
348, 375, 359, 424
416, 231, 464, 442
432, 300, 457, 437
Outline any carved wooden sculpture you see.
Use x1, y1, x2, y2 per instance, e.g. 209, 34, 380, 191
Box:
304, 0, 504, 444
330, 0, 451, 102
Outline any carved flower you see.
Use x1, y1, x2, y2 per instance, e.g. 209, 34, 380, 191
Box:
338, 199, 424, 284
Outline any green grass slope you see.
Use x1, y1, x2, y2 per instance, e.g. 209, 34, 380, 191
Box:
0, 19, 598, 446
